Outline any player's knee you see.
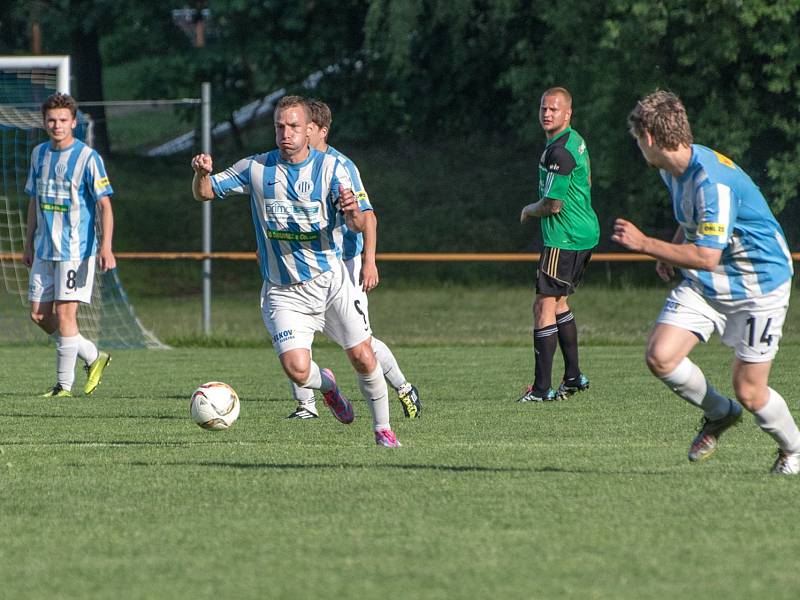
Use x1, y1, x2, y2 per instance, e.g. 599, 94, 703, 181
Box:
533, 296, 557, 325
280, 353, 310, 384
732, 378, 768, 411
285, 365, 310, 385
645, 346, 677, 377
347, 341, 377, 373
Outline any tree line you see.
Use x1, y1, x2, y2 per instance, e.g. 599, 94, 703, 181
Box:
2, 0, 799, 246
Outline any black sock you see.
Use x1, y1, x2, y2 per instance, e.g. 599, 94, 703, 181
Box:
556, 310, 580, 381
533, 325, 559, 394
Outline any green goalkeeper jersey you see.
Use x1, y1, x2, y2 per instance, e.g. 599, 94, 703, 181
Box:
537, 127, 599, 250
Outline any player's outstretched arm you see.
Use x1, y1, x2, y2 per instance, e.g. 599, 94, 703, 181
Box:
191, 154, 215, 201
611, 218, 721, 271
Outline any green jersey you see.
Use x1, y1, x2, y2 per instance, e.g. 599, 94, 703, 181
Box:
537, 127, 599, 250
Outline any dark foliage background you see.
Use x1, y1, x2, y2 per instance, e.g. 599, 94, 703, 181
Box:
3, 0, 799, 263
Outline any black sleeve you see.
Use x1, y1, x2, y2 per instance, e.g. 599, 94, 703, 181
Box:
543, 145, 577, 177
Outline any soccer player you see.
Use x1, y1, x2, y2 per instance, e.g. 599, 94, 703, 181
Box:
612, 90, 800, 474
284, 99, 422, 421
22, 93, 114, 397
191, 95, 401, 447
518, 87, 599, 402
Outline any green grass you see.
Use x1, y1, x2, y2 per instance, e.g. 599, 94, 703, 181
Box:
3, 285, 800, 598
2, 337, 800, 598
124, 282, 800, 348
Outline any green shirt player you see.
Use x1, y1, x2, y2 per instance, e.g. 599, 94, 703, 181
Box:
518, 87, 600, 403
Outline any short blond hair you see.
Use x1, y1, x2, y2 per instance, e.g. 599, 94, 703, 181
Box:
541, 87, 572, 107
628, 90, 693, 150
275, 95, 311, 122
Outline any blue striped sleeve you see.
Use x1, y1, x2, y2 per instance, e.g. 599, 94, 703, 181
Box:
211, 157, 252, 198
86, 152, 114, 200
340, 158, 372, 212
330, 159, 354, 200
694, 180, 735, 249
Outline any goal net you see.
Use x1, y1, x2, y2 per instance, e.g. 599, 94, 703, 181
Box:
0, 56, 166, 348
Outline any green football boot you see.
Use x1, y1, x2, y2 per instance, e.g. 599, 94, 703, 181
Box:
397, 384, 422, 418
41, 384, 72, 398
84, 351, 112, 395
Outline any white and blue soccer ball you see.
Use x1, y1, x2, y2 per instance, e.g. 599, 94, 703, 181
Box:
190, 382, 240, 430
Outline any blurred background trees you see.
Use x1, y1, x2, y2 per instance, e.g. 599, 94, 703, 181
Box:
1, 0, 798, 250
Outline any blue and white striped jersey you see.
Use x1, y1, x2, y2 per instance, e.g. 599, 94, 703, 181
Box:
660, 144, 792, 300
25, 139, 113, 261
211, 147, 354, 285
326, 146, 373, 261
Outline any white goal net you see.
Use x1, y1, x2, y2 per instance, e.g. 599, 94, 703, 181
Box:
0, 55, 166, 348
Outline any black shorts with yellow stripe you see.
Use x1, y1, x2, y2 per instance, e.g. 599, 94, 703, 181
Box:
535, 246, 592, 297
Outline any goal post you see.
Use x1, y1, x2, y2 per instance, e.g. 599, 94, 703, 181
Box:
0, 55, 166, 348
0, 55, 70, 95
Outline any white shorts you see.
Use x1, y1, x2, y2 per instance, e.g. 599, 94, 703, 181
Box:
260, 260, 372, 355
344, 255, 370, 317
28, 256, 96, 304
656, 280, 791, 363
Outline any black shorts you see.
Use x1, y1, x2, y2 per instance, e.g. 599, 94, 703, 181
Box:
535, 246, 592, 297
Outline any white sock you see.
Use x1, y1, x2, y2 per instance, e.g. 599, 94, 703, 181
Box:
357, 364, 390, 431
302, 362, 334, 393
753, 388, 800, 453
371, 337, 406, 391
659, 357, 731, 419
76, 334, 99, 365
290, 380, 317, 409
56, 334, 80, 391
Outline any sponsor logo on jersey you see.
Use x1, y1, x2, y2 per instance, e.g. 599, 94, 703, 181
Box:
294, 179, 314, 198
40, 202, 69, 213
578, 142, 586, 155
355, 191, 369, 203
265, 201, 320, 224
267, 230, 321, 242
37, 179, 71, 200
712, 150, 735, 169
699, 222, 726, 236
95, 176, 110, 191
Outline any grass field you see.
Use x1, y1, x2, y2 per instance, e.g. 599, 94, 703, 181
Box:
132, 281, 800, 348
2, 286, 800, 599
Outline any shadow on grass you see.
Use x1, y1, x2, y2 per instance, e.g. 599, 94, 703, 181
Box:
118, 460, 678, 475
0, 412, 183, 420
3, 440, 247, 446
1, 393, 294, 403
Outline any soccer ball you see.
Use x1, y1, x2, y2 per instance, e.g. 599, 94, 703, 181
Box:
190, 382, 240, 430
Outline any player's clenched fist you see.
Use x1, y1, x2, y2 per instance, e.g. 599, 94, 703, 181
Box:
191, 154, 216, 201
192, 154, 213, 175
338, 185, 359, 214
